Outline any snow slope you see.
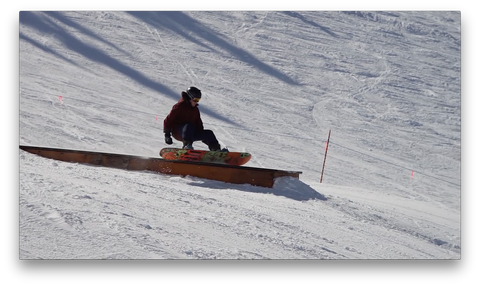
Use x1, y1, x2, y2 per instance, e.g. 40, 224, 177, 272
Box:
19, 10, 461, 263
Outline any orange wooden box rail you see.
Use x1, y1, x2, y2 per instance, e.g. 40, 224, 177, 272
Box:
19, 145, 302, 188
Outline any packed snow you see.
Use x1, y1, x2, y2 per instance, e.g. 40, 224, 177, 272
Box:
19, 10, 461, 260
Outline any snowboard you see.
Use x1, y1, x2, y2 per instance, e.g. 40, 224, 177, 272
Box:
160, 148, 251, 166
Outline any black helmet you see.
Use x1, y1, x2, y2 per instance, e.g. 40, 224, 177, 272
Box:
186, 86, 201, 100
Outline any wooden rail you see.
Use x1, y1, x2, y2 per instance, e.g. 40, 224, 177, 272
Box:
19, 145, 302, 188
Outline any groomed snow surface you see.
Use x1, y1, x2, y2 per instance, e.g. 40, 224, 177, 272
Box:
19, 10, 461, 261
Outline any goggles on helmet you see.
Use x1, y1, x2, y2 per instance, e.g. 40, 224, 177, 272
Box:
187, 90, 201, 102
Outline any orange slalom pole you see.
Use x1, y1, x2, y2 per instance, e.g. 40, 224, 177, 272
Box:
320, 130, 331, 183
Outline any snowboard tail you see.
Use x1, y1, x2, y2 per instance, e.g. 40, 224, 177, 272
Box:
160, 148, 251, 166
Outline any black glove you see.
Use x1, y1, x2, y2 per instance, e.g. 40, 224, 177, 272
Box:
164, 131, 173, 145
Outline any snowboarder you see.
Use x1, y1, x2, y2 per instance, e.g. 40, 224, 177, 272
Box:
163, 86, 227, 151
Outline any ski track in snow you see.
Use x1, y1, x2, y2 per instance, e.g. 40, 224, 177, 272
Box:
19, 11, 460, 260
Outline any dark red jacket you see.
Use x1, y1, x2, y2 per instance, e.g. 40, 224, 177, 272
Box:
163, 93, 204, 139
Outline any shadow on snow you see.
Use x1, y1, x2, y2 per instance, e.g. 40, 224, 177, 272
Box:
187, 176, 327, 202
126, 11, 300, 86
19, 11, 238, 127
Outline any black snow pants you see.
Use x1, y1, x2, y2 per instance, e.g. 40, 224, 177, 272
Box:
172, 123, 221, 151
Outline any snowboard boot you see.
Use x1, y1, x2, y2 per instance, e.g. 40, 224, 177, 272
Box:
209, 143, 228, 152
182, 140, 194, 150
